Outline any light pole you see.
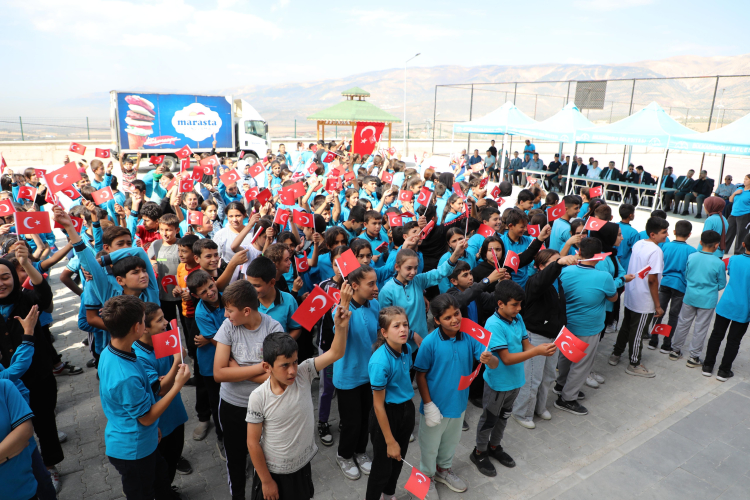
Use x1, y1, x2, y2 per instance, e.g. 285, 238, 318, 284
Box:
404, 52, 420, 153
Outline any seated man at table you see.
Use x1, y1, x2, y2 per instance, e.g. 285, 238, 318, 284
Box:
715, 175, 737, 217
670, 169, 696, 214
546, 153, 562, 191
527, 153, 545, 183
680, 170, 714, 219
509, 151, 522, 185
565, 156, 588, 193
599, 161, 622, 200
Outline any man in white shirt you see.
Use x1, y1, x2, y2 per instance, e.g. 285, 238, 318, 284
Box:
586, 160, 603, 180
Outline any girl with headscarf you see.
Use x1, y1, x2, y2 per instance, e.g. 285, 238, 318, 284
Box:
701, 197, 727, 258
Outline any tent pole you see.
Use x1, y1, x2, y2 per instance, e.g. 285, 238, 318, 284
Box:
718, 154, 726, 182
654, 148, 668, 210
498, 133, 507, 183
626, 145, 633, 169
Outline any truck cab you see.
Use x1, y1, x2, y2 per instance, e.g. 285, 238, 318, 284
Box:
234, 99, 270, 164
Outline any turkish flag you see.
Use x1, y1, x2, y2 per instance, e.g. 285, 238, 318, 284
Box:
527, 224, 540, 237
584, 217, 606, 232
547, 201, 565, 222
0, 153, 6, 173
323, 151, 335, 163
556, 326, 589, 350
289, 182, 306, 198
496, 197, 506, 207
54, 215, 84, 233
589, 186, 603, 198
352, 122, 385, 155
34, 169, 46, 179
0, 199, 16, 215
44, 189, 62, 208
417, 187, 432, 206
192, 168, 206, 181
239, 151, 245, 159
69, 142, 86, 155
187, 210, 202, 225
398, 190, 414, 202
152, 330, 181, 359
91, 187, 113, 205
458, 364, 482, 391
149, 155, 165, 165
328, 287, 341, 304
306, 162, 318, 175
491, 248, 501, 271
651, 324, 672, 337
46, 161, 81, 193
179, 178, 195, 193
291, 285, 335, 330
386, 212, 403, 227
526, 175, 537, 185
15, 211, 52, 235
244, 187, 259, 203
388, 147, 396, 155
382, 171, 393, 184
95, 148, 111, 159
161, 275, 178, 292
723, 256, 730, 270
419, 220, 435, 240
250, 225, 265, 244
279, 189, 296, 206
335, 249, 361, 278
18, 186, 37, 201
293, 209, 314, 228
220, 168, 241, 186
175, 145, 193, 159
296, 252, 309, 273
637, 265, 652, 279
479, 177, 489, 189
180, 158, 191, 173
460, 318, 492, 347
375, 241, 388, 253
60, 186, 82, 200
248, 162, 264, 178
582, 252, 612, 262
200, 155, 220, 168
274, 209, 290, 226
477, 223, 494, 238
326, 177, 342, 192
554, 333, 586, 363
344, 171, 355, 182
255, 188, 272, 206
452, 182, 465, 199
491, 185, 500, 198
404, 466, 431, 500
329, 168, 341, 177
504, 250, 520, 273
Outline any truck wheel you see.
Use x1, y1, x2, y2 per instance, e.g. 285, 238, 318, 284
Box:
162, 156, 178, 172
243, 153, 258, 164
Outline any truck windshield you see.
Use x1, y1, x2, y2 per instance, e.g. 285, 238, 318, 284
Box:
244, 120, 267, 140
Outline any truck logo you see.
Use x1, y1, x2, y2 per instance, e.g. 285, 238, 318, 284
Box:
172, 103, 223, 141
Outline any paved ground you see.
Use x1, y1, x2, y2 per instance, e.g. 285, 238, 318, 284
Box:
47, 193, 750, 500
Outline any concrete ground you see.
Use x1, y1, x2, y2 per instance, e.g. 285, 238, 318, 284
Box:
46, 184, 750, 500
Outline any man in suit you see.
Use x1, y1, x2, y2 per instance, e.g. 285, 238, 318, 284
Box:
681, 170, 714, 218
634, 165, 655, 206
623, 164, 637, 203
670, 169, 696, 214
599, 161, 621, 200
565, 156, 588, 193
545, 153, 562, 191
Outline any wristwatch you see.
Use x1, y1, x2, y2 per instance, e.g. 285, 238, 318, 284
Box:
481, 277, 490, 285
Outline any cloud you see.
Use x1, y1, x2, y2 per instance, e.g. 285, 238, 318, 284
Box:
573, 0, 653, 11
348, 9, 458, 40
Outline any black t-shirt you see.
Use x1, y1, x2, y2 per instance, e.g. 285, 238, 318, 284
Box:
547, 161, 561, 173
488, 146, 498, 157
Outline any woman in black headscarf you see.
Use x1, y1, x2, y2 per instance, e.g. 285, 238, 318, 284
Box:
0, 243, 64, 481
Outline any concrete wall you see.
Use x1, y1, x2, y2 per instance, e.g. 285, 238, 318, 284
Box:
0, 140, 111, 168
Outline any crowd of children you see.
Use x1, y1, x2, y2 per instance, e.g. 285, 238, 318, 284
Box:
0, 144, 749, 500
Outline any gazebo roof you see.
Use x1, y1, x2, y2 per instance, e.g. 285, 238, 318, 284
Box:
341, 87, 370, 97
307, 88, 401, 123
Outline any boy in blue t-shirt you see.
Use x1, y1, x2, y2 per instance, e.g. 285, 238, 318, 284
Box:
99, 295, 190, 500
0, 379, 36, 500
470, 281, 556, 477
648, 220, 695, 352
246, 257, 301, 339
500, 209, 549, 288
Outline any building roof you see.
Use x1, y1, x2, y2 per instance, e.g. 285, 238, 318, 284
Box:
341, 87, 371, 97
307, 99, 401, 124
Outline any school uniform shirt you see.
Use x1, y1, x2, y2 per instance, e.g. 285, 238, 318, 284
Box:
467, 232, 491, 261
194, 295, 224, 377
413, 328, 484, 417
731, 188, 750, 216
0, 335, 34, 403
595, 257, 626, 312
0, 380, 36, 500
369, 342, 414, 405
358, 230, 389, 268
98, 345, 159, 460
550, 218, 572, 252
483, 313, 528, 392
82, 285, 109, 354
437, 250, 476, 293
616, 222, 642, 272
257, 290, 300, 333
332, 298, 380, 390
246, 358, 318, 474
500, 233, 534, 288
213, 315, 283, 407
379, 258, 457, 339
700, 214, 728, 258
682, 251, 727, 310
133, 341, 189, 438
660, 241, 697, 293
577, 202, 589, 219
715, 253, 750, 323
624, 240, 664, 314
91, 173, 113, 191
560, 264, 617, 336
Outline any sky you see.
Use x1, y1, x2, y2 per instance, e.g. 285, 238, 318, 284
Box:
1, 0, 748, 116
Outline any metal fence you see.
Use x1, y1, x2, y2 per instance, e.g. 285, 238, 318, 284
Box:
0, 117, 110, 141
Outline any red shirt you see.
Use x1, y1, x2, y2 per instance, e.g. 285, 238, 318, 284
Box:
136, 226, 162, 252
177, 263, 201, 317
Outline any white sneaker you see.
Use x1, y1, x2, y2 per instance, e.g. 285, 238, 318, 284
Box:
536, 410, 552, 420
48, 466, 61, 493
512, 414, 536, 429
336, 454, 361, 480
354, 452, 372, 475
604, 322, 618, 334
409, 432, 415, 442
58, 430, 68, 443
590, 371, 605, 384
585, 376, 600, 388
434, 467, 467, 492
425, 478, 440, 499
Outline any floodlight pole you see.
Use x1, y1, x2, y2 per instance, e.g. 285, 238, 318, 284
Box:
404, 53, 421, 155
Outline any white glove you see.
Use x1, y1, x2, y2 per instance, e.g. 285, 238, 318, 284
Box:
423, 401, 443, 427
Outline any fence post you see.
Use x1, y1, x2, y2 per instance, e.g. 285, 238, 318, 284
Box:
699, 76, 721, 171
87, 117, 91, 140
468, 84, 474, 152
19, 117, 24, 141
566, 81, 571, 105
294, 119, 296, 138
623, 79, 636, 169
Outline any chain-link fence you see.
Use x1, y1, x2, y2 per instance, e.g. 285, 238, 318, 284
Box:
0, 117, 110, 141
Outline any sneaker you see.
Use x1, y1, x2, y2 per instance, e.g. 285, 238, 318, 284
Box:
686, 356, 702, 368
354, 452, 372, 475
660, 347, 672, 354
318, 422, 333, 446
536, 410, 552, 420
512, 414, 535, 429
192, 420, 209, 441
608, 354, 621, 366
176, 456, 192, 475
488, 445, 516, 468
434, 467, 467, 492
409, 433, 415, 443
552, 383, 563, 395
82, 337, 89, 346
48, 466, 61, 493
625, 364, 656, 378
462, 419, 469, 431
425, 479, 440, 499
702, 365, 713, 377
469, 448, 497, 477
669, 350, 683, 361
216, 439, 226, 461
590, 372, 605, 384
86, 358, 96, 368
53, 362, 83, 376
604, 323, 618, 334
647, 343, 657, 350
554, 397, 588, 416
643, 332, 651, 340
336, 454, 361, 480
717, 369, 734, 382
585, 376, 599, 389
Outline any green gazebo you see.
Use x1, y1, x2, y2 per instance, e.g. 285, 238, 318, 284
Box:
307, 87, 400, 146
